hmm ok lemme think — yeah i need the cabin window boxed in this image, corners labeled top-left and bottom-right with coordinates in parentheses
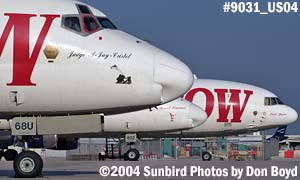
top-left (63, 16), bottom-right (81, 32)
top-left (77, 4), bottom-right (93, 14)
top-left (97, 17), bottom-right (117, 29)
top-left (83, 16), bottom-right (101, 33)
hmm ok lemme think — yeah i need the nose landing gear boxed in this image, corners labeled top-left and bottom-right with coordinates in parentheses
top-left (202, 151), bottom-right (212, 161)
top-left (124, 149), bottom-right (140, 161)
top-left (13, 151), bottom-right (43, 178)
top-left (0, 148), bottom-right (43, 178)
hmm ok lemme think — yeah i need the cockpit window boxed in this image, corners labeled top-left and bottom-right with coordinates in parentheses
top-left (264, 97), bottom-right (285, 106)
top-left (63, 16), bottom-right (81, 32)
top-left (77, 4), bottom-right (93, 14)
top-left (276, 98), bottom-right (284, 105)
top-left (97, 17), bottom-right (117, 30)
top-left (62, 5), bottom-right (113, 35)
top-left (264, 98), bottom-right (271, 106)
top-left (271, 98), bottom-right (277, 106)
top-left (83, 16), bottom-right (100, 33)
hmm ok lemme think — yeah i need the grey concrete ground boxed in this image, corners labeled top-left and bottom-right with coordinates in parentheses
top-left (0, 158), bottom-right (300, 180)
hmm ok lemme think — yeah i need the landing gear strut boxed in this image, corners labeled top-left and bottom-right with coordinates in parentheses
top-left (14, 151), bottom-right (43, 178)
top-left (123, 135), bottom-right (140, 161)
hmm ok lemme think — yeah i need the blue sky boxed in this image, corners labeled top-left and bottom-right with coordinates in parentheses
top-left (81, 0), bottom-right (300, 134)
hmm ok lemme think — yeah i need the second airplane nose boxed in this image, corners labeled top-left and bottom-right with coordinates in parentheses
top-left (154, 52), bottom-right (193, 104)
top-left (287, 107), bottom-right (298, 124)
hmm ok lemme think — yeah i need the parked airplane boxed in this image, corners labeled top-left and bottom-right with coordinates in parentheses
top-left (20, 79), bottom-right (298, 162)
top-left (0, 0), bottom-right (193, 178)
top-left (71, 79), bottom-right (297, 137)
top-left (177, 79), bottom-right (297, 137)
top-left (267, 126), bottom-right (288, 141)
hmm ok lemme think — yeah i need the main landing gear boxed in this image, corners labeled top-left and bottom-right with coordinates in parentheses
top-left (1, 145), bottom-right (43, 178)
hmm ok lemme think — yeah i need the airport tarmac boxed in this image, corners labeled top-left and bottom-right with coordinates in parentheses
top-left (0, 158), bottom-right (300, 180)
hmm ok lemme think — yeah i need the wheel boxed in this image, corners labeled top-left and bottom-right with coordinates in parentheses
top-left (126, 149), bottom-right (140, 161)
top-left (13, 151), bottom-right (43, 178)
top-left (4, 149), bottom-right (18, 161)
top-left (202, 152), bottom-right (212, 161)
top-left (125, 149), bottom-right (140, 161)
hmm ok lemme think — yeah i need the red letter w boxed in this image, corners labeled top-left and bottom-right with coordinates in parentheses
top-left (215, 89), bottom-right (253, 123)
top-left (0, 13), bottom-right (60, 86)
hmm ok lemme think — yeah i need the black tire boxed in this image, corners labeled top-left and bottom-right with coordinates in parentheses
top-left (4, 149), bottom-right (18, 161)
top-left (98, 153), bottom-right (106, 161)
top-left (0, 151), bottom-right (4, 160)
top-left (125, 149), bottom-right (140, 161)
top-left (123, 153), bottom-right (128, 161)
top-left (202, 152), bottom-right (212, 161)
top-left (98, 153), bottom-right (102, 161)
top-left (13, 151), bottom-right (43, 178)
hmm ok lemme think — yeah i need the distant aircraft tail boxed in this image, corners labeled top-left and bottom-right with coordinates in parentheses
top-left (268, 126), bottom-right (288, 141)
top-left (193, 74), bottom-right (198, 80)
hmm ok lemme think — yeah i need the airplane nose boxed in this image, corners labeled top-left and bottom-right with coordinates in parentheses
top-left (188, 103), bottom-right (207, 127)
top-left (286, 107), bottom-right (298, 124)
top-left (154, 52), bottom-right (193, 103)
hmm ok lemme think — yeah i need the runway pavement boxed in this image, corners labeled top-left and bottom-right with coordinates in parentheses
top-left (0, 158), bottom-right (300, 180)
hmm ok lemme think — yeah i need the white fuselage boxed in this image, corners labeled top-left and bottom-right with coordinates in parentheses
top-left (177, 79), bottom-right (297, 137)
top-left (0, 0), bottom-right (193, 119)
top-left (70, 79), bottom-right (297, 138)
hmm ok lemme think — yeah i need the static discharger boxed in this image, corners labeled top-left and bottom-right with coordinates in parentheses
top-left (44, 45), bottom-right (59, 62)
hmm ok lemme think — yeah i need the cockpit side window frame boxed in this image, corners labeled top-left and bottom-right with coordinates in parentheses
top-left (81, 14), bottom-right (102, 34)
